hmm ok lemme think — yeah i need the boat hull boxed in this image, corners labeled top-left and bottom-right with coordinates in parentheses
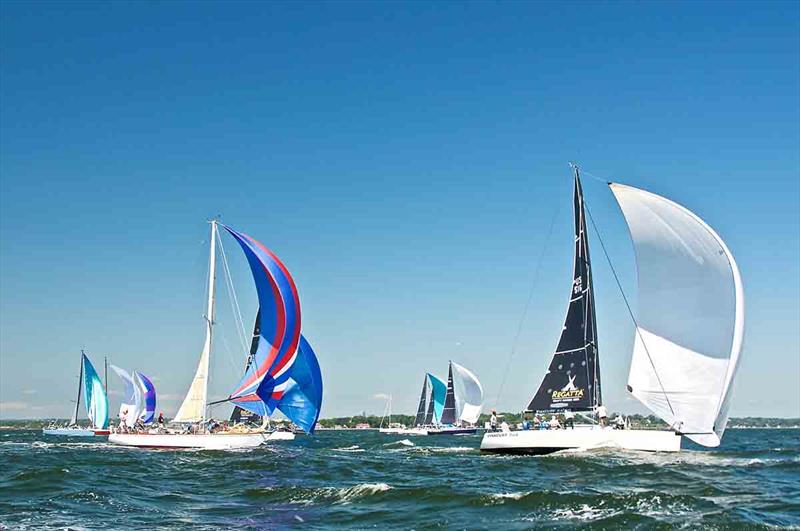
top-left (480, 427), bottom-right (681, 454)
top-left (108, 431), bottom-right (294, 449)
top-left (380, 427), bottom-right (429, 436)
top-left (426, 427), bottom-right (478, 436)
top-left (42, 428), bottom-right (108, 437)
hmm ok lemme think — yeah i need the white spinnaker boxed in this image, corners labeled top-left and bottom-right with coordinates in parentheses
top-left (111, 365), bottom-right (142, 428)
top-left (451, 362), bottom-right (484, 424)
top-left (174, 221), bottom-right (217, 423)
top-left (610, 183), bottom-right (744, 447)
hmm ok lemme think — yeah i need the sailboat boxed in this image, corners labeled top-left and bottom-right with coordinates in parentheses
top-left (43, 351), bottom-right (110, 437)
top-left (110, 366), bottom-right (157, 427)
top-left (481, 166), bottom-right (744, 454)
top-left (425, 361), bottom-right (484, 435)
top-left (108, 220), bottom-right (323, 450)
top-left (382, 362), bottom-right (483, 436)
top-left (378, 395), bottom-right (405, 434)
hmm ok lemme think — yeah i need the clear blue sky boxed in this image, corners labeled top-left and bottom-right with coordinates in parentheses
top-left (1, 1), bottom-right (798, 420)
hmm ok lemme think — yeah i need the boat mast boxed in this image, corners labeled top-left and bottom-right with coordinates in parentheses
top-left (172, 220), bottom-right (217, 427)
top-left (104, 356), bottom-right (108, 396)
top-left (201, 220), bottom-right (218, 429)
top-left (70, 351), bottom-right (84, 426)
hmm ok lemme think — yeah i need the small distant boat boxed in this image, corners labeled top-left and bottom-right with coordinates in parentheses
top-left (481, 166), bottom-right (744, 454)
top-left (383, 361), bottom-right (483, 436)
top-left (43, 351), bottom-right (110, 437)
top-left (108, 220), bottom-right (322, 450)
top-left (424, 361), bottom-right (483, 435)
top-left (378, 395), bottom-right (407, 434)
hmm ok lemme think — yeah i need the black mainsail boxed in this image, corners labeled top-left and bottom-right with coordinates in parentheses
top-left (414, 375), bottom-right (429, 427)
top-left (527, 169), bottom-right (602, 413)
top-left (424, 386), bottom-right (435, 425)
top-left (230, 311), bottom-right (264, 424)
top-left (440, 363), bottom-right (458, 425)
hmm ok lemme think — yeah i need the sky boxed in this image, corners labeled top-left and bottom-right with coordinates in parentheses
top-left (1, 1), bottom-right (798, 421)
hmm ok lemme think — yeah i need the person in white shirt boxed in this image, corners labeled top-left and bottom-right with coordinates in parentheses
top-left (596, 404), bottom-right (608, 427)
top-left (564, 409), bottom-right (575, 429)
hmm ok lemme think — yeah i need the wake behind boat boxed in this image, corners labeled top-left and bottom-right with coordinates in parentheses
top-left (481, 166), bottom-right (744, 455)
top-left (43, 351), bottom-right (110, 437)
top-left (108, 220), bottom-right (323, 450)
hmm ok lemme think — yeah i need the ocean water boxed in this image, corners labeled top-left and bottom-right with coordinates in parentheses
top-left (0, 428), bottom-right (797, 530)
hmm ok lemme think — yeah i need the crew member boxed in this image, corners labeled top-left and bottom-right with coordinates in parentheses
top-left (564, 409), bottom-right (575, 429)
top-left (597, 404), bottom-right (608, 427)
top-left (489, 409), bottom-right (498, 432)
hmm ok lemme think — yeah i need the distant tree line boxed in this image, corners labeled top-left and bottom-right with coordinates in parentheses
top-left (3, 415), bottom-right (799, 430)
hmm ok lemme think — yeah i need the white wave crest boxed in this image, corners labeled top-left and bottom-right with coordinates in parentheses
top-left (333, 445), bottom-right (365, 452)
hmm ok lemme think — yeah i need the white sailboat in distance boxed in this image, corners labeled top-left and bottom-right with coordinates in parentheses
top-left (481, 166), bottom-right (744, 454)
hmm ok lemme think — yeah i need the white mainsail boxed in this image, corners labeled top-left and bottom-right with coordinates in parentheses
top-left (173, 221), bottom-right (218, 423)
top-left (610, 183), bottom-right (744, 447)
top-left (451, 362), bottom-right (484, 424)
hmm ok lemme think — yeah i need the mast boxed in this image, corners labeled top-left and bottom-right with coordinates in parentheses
top-left (104, 356), bottom-right (108, 396)
top-left (70, 351), bottom-right (84, 425)
top-left (414, 375), bottom-right (428, 427)
top-left (440, 362), bottom-right (457, 425)
top-left (526, 167), bottom-right (601, 413)
top-left (173, 220), bottom-right (217, 424)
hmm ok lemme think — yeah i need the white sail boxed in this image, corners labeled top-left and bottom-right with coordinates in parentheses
top-left (111, 365), bottom-right (142, 428)
top-left (174, 221), bottom-right (218, 423)
top-left (451, 362), bottom-right (484, 424)
top-left (610, 183), bottom-right (744, 447)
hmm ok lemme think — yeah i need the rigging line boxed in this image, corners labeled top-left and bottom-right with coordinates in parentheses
top-left (583, 202), bottom-right (677, 418)
top-left (219, 325), bottom-right (244, 376)
top-left (493, 193), bottom-right (563, 409)
top-left (579, 168), bottom-right (614, 185)
top-left (216, 229), bottom-right (249, 354)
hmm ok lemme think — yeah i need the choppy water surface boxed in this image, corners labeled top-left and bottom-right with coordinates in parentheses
top-left (0, 428), bottom-right (797, 529)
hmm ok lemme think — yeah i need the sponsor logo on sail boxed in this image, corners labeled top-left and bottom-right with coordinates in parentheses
top-left (552, 374), bottom-right (584, 401)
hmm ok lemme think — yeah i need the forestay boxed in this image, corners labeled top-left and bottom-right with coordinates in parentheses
top-left (451, 362), bottom-right (484, 424)
top-left (610, 183), bottom-right (744, 447)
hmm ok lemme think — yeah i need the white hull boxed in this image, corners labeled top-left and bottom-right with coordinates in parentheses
top-left (42, 427), bottom-right (107, 437)
top-left (480, 426), bottom-right (681, 454)
top-left (380, 427), bottom-right (429, 436)
top-left (108, 431), bottom-right (294, 450)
